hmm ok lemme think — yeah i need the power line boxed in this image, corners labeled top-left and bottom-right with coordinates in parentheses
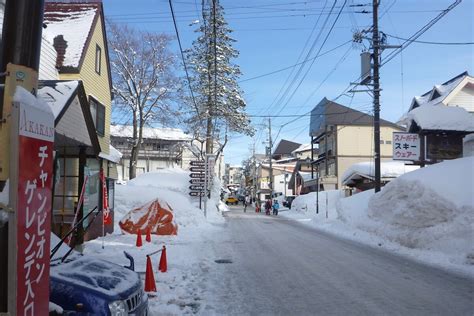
top-left (168, 0), bottom-right (200, 115)
top-left (238, 40), bottom-right (351, 83)
top-left (384, 33), bottom-right (473, 45)
top-left (274, 0), bottom-right (348, 116)
top-left (381, 0), bottom-right (462, 66)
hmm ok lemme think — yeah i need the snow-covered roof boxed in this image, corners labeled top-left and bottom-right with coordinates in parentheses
top-left (342, 161), bottom-right (418, 186)
top-left (407, 103), bottom-right (474, 132)
top-left (409, 72), bottom-right (469, 110)
top-left (292, 143), bottom-right (312, 154)
top-left (300, 172), bottom-right (314, 182)
top-left (274, 157), bottom-right (298, 163)
top-left (110, 125), bottom-right (192, 141)
top-left (99, 145), bottom-right (123, 164)
top-left (43, 2), bottom-right (99, 68)
top-left (38, 81), bottom-right (79, 119)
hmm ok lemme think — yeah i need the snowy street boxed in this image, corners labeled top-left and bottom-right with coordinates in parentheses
top-left (203, 205), bottom-right (474, 315)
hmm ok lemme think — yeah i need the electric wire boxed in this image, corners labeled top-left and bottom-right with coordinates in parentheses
top-left (385, 33), bottom-right (473, 45)
top-left (168, 0), bottom-right (200, 116)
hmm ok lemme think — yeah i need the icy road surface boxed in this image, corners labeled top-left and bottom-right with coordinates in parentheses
top-left (201, 206), bottom-right (474, 315)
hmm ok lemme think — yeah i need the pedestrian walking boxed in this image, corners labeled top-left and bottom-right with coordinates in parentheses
top-left (272, 200), bottom-right (280, 216)
top-left (244, 196), bottom-right (250, 213)
top-left (265, 199), bottom-right (272, 215)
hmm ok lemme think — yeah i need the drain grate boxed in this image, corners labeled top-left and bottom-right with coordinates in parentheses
top-left (215, 259), bottom-right (233, 264)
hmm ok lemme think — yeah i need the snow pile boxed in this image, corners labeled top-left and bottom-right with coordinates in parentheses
top-left (282, 157), bottom-right (474, 274)
top-left (83, 167), bottom-right (226, 314)
top-left (291, 190), bottom-right (344, 220)
top-left (14, 86), bottom-right (53, 115)
top-left (406, 103), bottom-right (474, 132)
top-left (114, 168), bottom-right (223, 233)
top-left (367, 157), bottom-right (474, 261)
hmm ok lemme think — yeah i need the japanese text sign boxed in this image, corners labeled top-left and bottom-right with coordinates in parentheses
top-left (393, 132), bottom-right (420, 161)
top-left (16, 101), bottom-right (54, 316)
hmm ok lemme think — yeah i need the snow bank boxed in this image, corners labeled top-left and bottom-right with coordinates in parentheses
top-left (291, 190), bottom-right (344, 220)
top-left (114, 168), bottom-right (224, 234)
top-left (282, 157), bottom-right (474, 274)
top-left (367, 157), bottom-right (474, 262)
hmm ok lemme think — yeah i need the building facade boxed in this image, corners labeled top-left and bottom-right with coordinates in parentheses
top-left (310, 98), bottom-right (403, 190)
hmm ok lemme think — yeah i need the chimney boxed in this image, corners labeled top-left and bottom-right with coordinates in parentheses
top-left (53, 34), bottom-right (67, 68)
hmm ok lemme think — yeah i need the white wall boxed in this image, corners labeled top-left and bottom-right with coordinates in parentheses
top-left (39, 36), bottom-right (59, 80)
top-left (273, 173), bottom-right (293, 196)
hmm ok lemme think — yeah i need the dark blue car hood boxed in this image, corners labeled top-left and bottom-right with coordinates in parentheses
top-left (50, 256), bottom-right (141, 300)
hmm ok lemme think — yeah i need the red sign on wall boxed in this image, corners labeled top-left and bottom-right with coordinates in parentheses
top-left (16, 101), bottom-right (54, 315)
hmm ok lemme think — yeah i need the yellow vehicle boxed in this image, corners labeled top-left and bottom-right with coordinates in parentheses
top-left (225, 196), bottom-right (239, 205)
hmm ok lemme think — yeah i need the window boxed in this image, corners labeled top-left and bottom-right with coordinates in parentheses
top-left (380, 140), bottom-right (385, 144)
top-left (386, 140), bottom-right (392, 145)
top-left (95, 44), bottom-right (101, 75)
top-left (90, 97), bottom-right (105, 136)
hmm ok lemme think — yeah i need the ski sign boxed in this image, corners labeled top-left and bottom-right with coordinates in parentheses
top-left (189, 185), bottom-right (204, 191)
top-left (189, 179), bottom-right (205, 184)
top-left (190, 172), bottom-right (206, 178)
top-left (190, 166), bottom-right (205, 172)
top-left (190, 160), bottom-right (205, 166)
top-left (189, 191), bottom-right (206, 197)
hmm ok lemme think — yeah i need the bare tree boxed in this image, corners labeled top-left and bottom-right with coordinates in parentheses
top-left (108, 22), bottom-right (181, 179)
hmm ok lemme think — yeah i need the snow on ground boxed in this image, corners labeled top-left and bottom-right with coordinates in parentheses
top-left (83, 167), bottom-right (226, 315)
top-left (281, 157), bottom-right (474, 277)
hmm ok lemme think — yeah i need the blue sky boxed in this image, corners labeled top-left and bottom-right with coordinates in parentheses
top-left (104, 0), bottom-right (473, 165)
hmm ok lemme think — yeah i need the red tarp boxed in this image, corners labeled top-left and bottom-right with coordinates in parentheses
top-left (119, 199), bottom-right (178, 235)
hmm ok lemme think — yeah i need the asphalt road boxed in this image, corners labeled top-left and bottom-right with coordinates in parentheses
top-left (203, 205), bottom-right (474, 316)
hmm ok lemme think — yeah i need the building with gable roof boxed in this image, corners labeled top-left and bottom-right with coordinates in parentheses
top-left (43, 0), bottom-right (113, 156)
top-left (309, 98), bottom-right (403, 190)
top-left (30, 1), bottom-right (120, 241)
top-left (400, 71), bottom-right (474, 163)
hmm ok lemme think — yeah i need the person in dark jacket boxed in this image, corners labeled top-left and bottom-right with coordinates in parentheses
top-left (265, 199), bottom-right (272, 215)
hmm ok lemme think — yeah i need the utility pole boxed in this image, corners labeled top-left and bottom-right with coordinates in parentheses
top-left (0, 0), bottom-right (46, 313)
top-left (268, 118), bottom-right (273, 200)
top-left (372, 0), bottom-right (381, 193)
top-left (252, 142), bottom-right (257, 202)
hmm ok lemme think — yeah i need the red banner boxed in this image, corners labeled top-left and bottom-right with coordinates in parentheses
top-left (16, 102), bottom-right (54, 316)
top-left (100, 168), bottom-right (112, 225)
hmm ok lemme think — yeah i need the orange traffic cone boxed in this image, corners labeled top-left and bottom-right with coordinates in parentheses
top-left (145, 227), bottom-right (152, 243)
top-left (159, 246), bottom-right (167, 272)
top-left (144, 256), bottom-right (157, 293)
top-left (136, 229), bottom-right (143, 247)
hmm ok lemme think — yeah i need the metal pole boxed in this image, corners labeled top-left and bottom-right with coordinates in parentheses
top-left (316, 171), bottom-right (319, 214)
top-left (1, 0), bottom-right (45, 312)
top-left (372, 0), bottom-right (381, 192)
top-left (268, 118), bottom-right (273, 201)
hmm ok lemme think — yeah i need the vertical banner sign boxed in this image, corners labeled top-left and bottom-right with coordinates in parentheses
top-left (16, 101), bottom-right (54, 315)
top-left (100, 168), bottom-right (112, 225)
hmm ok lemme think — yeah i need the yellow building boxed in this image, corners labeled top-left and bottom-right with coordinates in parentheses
top-left (310, 98), bottom-right (403, 190)
top-left (43, 1), bottom-right (112, 155)
top-left (40, 1), bottom-right (118, 241)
